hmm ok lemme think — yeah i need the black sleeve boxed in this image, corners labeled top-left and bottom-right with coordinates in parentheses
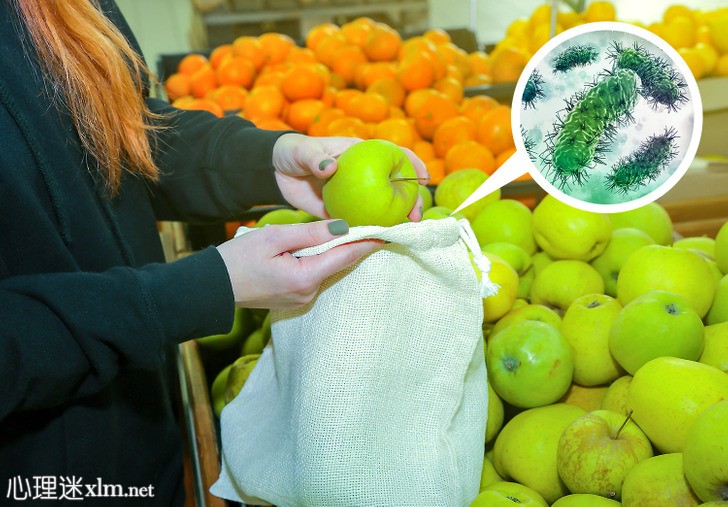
top-left (0, 247), bottom-right (234, 420)
top-left (145, 98), bottom-right (291, 223)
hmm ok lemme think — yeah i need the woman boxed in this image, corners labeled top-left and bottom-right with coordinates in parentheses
top-left (0, 1), bottom-right (427, 505)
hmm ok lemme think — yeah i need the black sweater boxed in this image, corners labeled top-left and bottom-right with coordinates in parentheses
top-left (0, 2), bottom-right (288, 505)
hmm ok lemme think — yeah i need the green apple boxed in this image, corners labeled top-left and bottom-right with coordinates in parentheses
top-left (471, 199), bottom-right (537, 254)
top-left (489, 304), bottom-right (561, 339)
top-left (557, 409), bottom-right (653, 500)
top-left (627, 357), bottom-right (728, 453)
top-left (551, 493), bottom-right (621, 506)
top-left (471, 481), bottom-right (549, 506)
top-left (224, 354), bottom-right (260, 404)
top-left (295, 210), bottom-right (319, 223)
top-left (609, 202), bottom-right (673, 245)
top-left (700, 321), bottom-right (728, 372)
top-left (674, 236), bottom-right (716, 258)
top-left (492, 404), bottom-right (586, 503)
top-left (561, 294), bottom-right (624, 386)
top-left (322, 139), bottom-right (419, 226)
top-left (600, 375), bottom-right (633, 415)
top-left (421, 205), bottom-right (465, 221)
top-left (617, 244), bottom-right (718, 318)
top-left (418, 184), bottom-right (433, 211)
top-left (482, 242), bottom-right (532, 275)
top-left (590, 228), bottom-right (655, 297)
top-left (255, 208), bottom-right (305, 227)
top-left (241, 328), bottom-right (265, 356)
top-left (479, 456), bottom-right (503, 491)
top-left (621, 453), bottom-right (701, 507)
top-left (532, 195), bottom-right (611, 261)
top-left (517, 266), bottom-right (535, 299)
top-left (210, 363), bottom-right (234, 419)
top-left (486, 320), bottom-right (574, 408)
top-left (532, 251), bottom-right (555, 275)
top-left (559, 384), bottom-right (610, 412)
top-left (706, 257), bottom-right (726, 285)
top-left (197, 307), bottom-right (251, 351)
top-left (684, 400), bottom-right (728, 503)
top-left (434, 169), bottom-right (501, 221)
top-left (483, 252), bottom-right (520, 323)
top-left (530, 260), bottom-right (605, 313)
top-left (609, 290), bottom-right (705, 375)
top-left (486, 382), bottom-right (505, 444)
top-left (708, 275), bottom-right (728, 325)
top-left (716, 221), bottom-right (728, 274)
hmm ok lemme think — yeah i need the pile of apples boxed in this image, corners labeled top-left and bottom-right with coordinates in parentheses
top-left (198, 159), bottom-right (728, 506)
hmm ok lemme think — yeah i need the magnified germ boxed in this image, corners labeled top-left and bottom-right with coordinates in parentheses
top-left (552, 44), bottom-right (600, 73)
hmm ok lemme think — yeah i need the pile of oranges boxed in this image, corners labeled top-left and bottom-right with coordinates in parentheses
top-left (164, 19), bottom-right (516, 185)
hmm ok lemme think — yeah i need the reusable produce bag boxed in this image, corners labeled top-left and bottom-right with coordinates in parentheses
top-left (211, 218), bottom-right (497, 506)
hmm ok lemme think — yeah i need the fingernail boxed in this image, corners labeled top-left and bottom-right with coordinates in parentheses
top-left (419, 206), bottom-right (423, 216)
top-left (327, 219), bottom-right (349, 235)
top-left (319, 158), bottom-right (335, 171)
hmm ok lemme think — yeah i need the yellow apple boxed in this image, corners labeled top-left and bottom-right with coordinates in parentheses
top-left (530, 260), bottom-right (605, 313)
top-left (486, 383), bottom-right (505, 444)
top-left (559, 384), bottom-right (610, 412)
top-left (482, 252), bottom-right (519, 323)
top-left (434, 169), bottom-right (500, 221)
top-left (699, 321), bottom-right (728, 372)
top-left (551, 494), bottom-right (621, 506)
top-left (600, 375), bottom-right (633, 415)
top-left (621, 454), bottom-right (701, 507)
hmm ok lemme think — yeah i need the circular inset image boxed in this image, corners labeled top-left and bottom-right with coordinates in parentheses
top-left (513, 22), bottom-right (702, 212)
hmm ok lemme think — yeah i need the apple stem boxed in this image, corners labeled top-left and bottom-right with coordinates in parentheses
top-left (390, 177), bottom-right (430, 182)
top-left (614, 409), bottom-right (634, 439)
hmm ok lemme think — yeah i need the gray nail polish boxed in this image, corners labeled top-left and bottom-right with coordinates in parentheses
top-left (319, 158), bottom-right (335, 171)
top-left (327, 220), bottom-right (349, 235)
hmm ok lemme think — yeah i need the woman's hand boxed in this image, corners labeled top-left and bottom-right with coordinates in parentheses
top-left (216, 219), bottom-right (381, 309)
top-left (272, 133), bottom-right (429, 221)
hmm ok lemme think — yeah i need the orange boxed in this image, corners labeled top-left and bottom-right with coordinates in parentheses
top-left (209, 44), bottom-right (232, 69)
top-left (459, 95), bottom-right (500, 122)
top-left (306, 23), bottom-right (340, 52)
top-left (171, 96), bottom-right (195, 109)
top-left (332, 45), bottom-right (369, 85)
top-left (253, 69), bottom-right (285, 88)
top-left (355, 62), bottom-right (398, 90)
top-left (183, 98), bottom-right (224, 118)
top-left (363, 24), bottom-right (402, 61)
top-left (583, 1), bottom-right (616, 22)
top-left (467, 51), bottom-right (491, 76)
top-left (243, 85), bottom-right (286, 119)
top-left (425, 158), bottom-right (446, 185)
top-left (432, 116), bottom-right (477, 158)
top-left (206, 85), bottom-right (247, 111)
top-left (232, 36), bottom-right (265, 69)
top-left (413, 91), bottom-right (459, 140)
top-left (412, 140), bottom-right (436, 162)
top-left (307, 107), bottom-right (345, 136)
top-left (444, 140), bottom-right (496, 175)
top-left (341, 19), bottom-right (374, 47)
top-left (259, 32), bottom-right (295, 66)
top-left (404, 88), bottom-right (437, 117)
top-left (254, 117), bottom-right (293, 130)
top-left (334, 89), bottom-right (364, 115)
top-left (326, 116), bottom-right (370, 138)
top-left (397, 54), bottom-right (435, 91)
top-left (436, 43), bottom-right (471, 80)
top-left (285, 99), bottom-right (326, 133)
top-left (287, 47), bottom-right (318, 65)
top-left (348, 92), bottom-right (390, 123)
top-left (189, 63), bottom-right (217, 98)
top-left (389, 106), bottom-right (406, 119)
top-left (399, 36), bottom-right (438, 61)
top-left (366, 78), bottom-right (406, 108)
top-left (313, 32), bottom-right (348, 68)
top-left (165, 72), bottom-right (191, 101)
top-left (215, 56), bottom-right (256, 88)
top-left (490, 46), bottom-right (528, 84)
top-left (423, 28), bottom-right (451, 46)
top-left (464, 73), bottom-right (493, 87)
top-left (281, 64), bottom-right (326, 101)
top-left (177, 53), bottom-right (208, 75)
top-left (321, 86), bottom-right (337, 107)
top-left (373, 118), bottom-right (417, 149)
top-left (495, 147), bottom-right (516, 168)
top-left (433, 76), bottom-right (464, 104)
top-left (477, 105), bottom-right (515, 156)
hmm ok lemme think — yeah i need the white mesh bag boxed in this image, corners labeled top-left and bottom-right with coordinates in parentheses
top-left (211, 218), bottom-right (497, 507)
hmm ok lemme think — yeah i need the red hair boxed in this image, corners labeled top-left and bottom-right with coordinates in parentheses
top-left (16, 0), bottom-right (160, 194)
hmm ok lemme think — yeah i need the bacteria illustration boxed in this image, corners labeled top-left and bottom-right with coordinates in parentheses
top-left (542, 68), bottom-right (639, 190)
top-left (552, 44), bottom-right (600, 73)
top-left (522, 70), bottom-right (546, 109)
top-left (605, 127), bottom-right (679, 194)
top-left (607, 41), bottom-right (688, 112)
top-left (521, 126), bottom-right (538, 162)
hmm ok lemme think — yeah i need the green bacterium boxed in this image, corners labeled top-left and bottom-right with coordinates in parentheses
top-left (542, 68), bottom-right (639, 190)
top-left (605, 127), bottom-right (679, 194)
top-left (552, 44), bottom-right (600, 73)
top-left (522, 70), bottom-right (546, 109)
top-left (607, 41), bottom-right (688, 112)
top-left (521, 126), bottom-right (538, 163)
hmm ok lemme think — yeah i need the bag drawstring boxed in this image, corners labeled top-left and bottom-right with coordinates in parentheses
top-left (458, 219), bottom-right (500, 298)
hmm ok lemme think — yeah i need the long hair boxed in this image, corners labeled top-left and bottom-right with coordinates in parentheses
top-left (16, 0), bottom-right (161, 194)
